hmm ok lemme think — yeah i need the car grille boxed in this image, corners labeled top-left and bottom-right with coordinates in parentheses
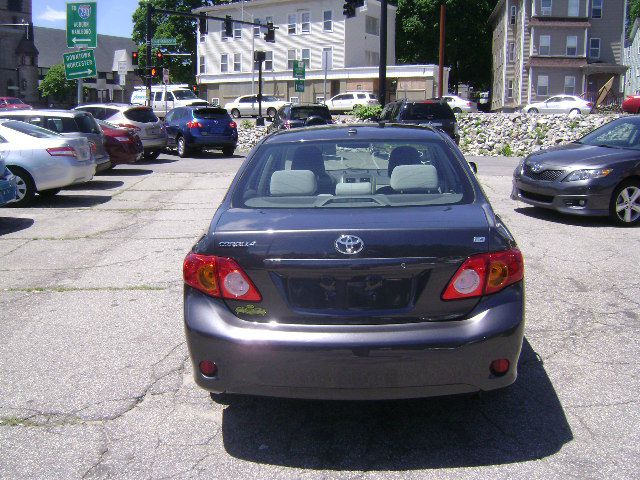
top-left (523, 165), bottom-right (565, 181)
top-left (519, 189), bottom-right (554, 203)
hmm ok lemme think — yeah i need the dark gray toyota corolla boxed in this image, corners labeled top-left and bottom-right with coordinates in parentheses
top-left (184, 124), bottom-right (525, 401)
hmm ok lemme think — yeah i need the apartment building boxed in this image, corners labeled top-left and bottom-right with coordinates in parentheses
top-left (490, 0), bottom-right (628, 111)
top-left (193, 0), bottom-right (448, 105)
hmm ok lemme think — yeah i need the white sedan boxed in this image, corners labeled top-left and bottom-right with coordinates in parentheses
top-left (0, 120), bottom-right (95, 206)
top-left (224, 95), bottom-right (288, 119)
top-left (523, 95), bottom-right (593, 115)
top-left (442, 95), bottom-right (478, 113)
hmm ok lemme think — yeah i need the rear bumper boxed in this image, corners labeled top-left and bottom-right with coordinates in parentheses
top-left (32, 160), bottom-right (95, 191)
top-left (187, 132), bottom-right (237, 148)
top-left (184, 284), bottom-right (525, 400)
top-left (140, 136), bottom-right (168, 151)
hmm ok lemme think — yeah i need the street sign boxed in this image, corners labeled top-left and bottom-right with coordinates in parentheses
top-left (293, 60), bottom-right (305, 79)
top-left (294, 79), bottom-right (305, 93)
top-left (67, 2), bottom-right (97, 48)
top-left (63, 50), bottom-right (97, 80)
top-left (152, 38), bottom-right (177, 46)
top-left (163, 68), bottom-right (170, 84)
top-left (118, 61), bottom-right (127, 86)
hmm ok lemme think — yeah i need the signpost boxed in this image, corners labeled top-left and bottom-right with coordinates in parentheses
top-left (294, 80), bottom-right (305, 93)
top-left (63, 50), bottom-right (97, 80)
top-left (292, 60), bottom-right (305, 79)
top-left (118, 61), bottom-right (127, 86)
top-left (66, 2), bottom-right (97, 48)
top-left (152, 38), bottom-right (177, 46)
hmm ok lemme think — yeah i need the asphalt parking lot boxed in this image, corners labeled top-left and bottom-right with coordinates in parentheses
top-left (1, 151), bottom-right (638, 479)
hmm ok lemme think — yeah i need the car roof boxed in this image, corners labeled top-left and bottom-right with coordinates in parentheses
top-left (263, 124), bottom-right (444, 144)
top-left (0, 109), bottom-right (83, 116)
top-left (288, 103), bottom-right (329, 108)
top-left (76, 103), bottom-right (145, 109)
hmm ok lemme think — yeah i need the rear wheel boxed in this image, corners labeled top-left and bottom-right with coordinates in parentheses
top-left (266, 107), bottom-right (277, 119)
top-left (38, 188), bottom-right (61, 198)
top-left (143, 150), bottom-right (161, 160)
top-left (528, 108), bottom-right (538, 114)
top-left (231, 109), bottom-right (241, 119)
top-left (8, 167), bottom-right (35, 207)
top-left (610, 180), bottom-right (640, 226)
top-left (176, 135), bottom-right (189, 158)
top-left (222, 146), bottom-right (235, 157)
top-left (452, 107), bottom-right (462, 114)
top-left (569, 108), bottom-right (581, 115)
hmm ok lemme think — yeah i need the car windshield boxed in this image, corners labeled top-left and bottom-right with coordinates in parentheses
top-left (193, 108), bottom-right (228, 119)
top-left (262, 96), bottom-right (279, 102)
top-left (172, 90), bottom-right (197, 100)
top-left (290, 107), bottom-right (331, 120)
top-left (5, 98), bottom-right (24, 105)
top-left (124, 108), bottom-right (158, 123)
top-left (578, 119), bottom-right (640, 150)
top-left (2, 120), bottom-right (60, 138)
top-left (235, 139), bottom-right (474, 209)
top-left (404, 103), bottom-right (455, 120)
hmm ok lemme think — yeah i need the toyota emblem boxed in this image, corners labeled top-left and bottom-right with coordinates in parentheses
top-left (530, 162), bottom-right (543, 173)
top-left (335, 235), bottom-right (364, 255)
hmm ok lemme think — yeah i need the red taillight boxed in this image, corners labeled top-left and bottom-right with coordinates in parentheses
top-left (442, 249), bottom-right (524, 300)
top-left (466, 101), bottom-right (472, 106)
top-left (199, 360), bottom-right (217, 377)
top-left (490, 359), bottom-right (510, 375)
top-left (117, 123), bottom-right (141, 132)
top-left (183, 253), bottom-right (262, 302)
top-left (586, 102), bottom-right (593, 107)
top-left (186, 120), bottom-right (203, 129)
top-left (284, 120), bottom-right (291, 129)
top-left (46, 146), bottom-right (77, 157)
top-left (229, 121), bottom-right (237, 129)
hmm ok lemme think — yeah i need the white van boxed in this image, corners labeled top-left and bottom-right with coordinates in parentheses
top-left (131, 85), bottom-right (209, 118)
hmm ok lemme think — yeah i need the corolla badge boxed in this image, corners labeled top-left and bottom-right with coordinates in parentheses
top-left (529, 162), bottom-right (544, 173)
top-left (335, 235), bottom-right (364, 255)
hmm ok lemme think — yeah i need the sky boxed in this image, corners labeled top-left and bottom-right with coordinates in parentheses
top-left (33, 0), bottom-right (137, 38)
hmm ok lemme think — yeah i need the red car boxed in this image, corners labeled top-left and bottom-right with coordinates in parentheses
top-left (622, 95), bottom-right (640, 114)
top-left (0, 97), bottom-right (32, 110)
top-left (97, 119), bottom-right (143, 165)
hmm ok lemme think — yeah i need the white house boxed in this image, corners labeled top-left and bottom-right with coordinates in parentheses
top-left (624, 18), bottom-right (640, 96)
top-left (193, 0), bottom-right (448, 105)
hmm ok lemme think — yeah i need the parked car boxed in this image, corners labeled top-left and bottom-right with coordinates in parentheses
top-left (96, 119), bottom-right (143, 165)
top-left (377, 99), bottom-right (460, 144)
top-left (523, 95), bottom-right (593, 114)
top-left (0, 120), bottom-right (95, 206)
top-left (267, 103), bottom-right (333, 133)
top-left (0, 109), bottom-right (110, 171)
top-left (131, 85), bottom-right (209, 118)
top-left (0, 153), bottom-right (17, 207)
top-left (0, 97), bottom-right (32, 111)
top-left (164, 106), bottom-right (238, 158)
top-left (621, 95), bottom-right (640, 114)
top-left (442, 94), bottom-right (478, 113)
top-left (512, 116), bottom-right (640, 225)
top-left (224, 95), bottom-right (288, 119)
top-left (73, 103), bottom-right (168, 160)
top-left (183, 124), bottom-right (525, 402)
top-left (325, 92), bottom-right (379, 112)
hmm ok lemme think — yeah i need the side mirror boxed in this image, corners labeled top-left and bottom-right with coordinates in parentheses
top-left (469, 161), bottom-right (478, 174)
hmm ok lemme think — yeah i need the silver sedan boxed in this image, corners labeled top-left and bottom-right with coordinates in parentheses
top-left (523, 95), bottom-right (593, 115)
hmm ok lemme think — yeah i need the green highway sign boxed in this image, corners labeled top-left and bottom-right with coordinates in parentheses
top-left (63, 50), bottom-right (97, 80)
top-left (293, 60), bottom-right (305, 79)
top-left (294, 79), bottom-right (305, 93)
top-left (152, 38), bottom-right (177, 46)
top-left (67, 2), bottom-right (97, 48)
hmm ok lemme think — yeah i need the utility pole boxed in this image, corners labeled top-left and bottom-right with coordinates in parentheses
top-left (145, 3), bottom-right (153, 107)
top-left (438, 4), bottom-right (446, 98)
top-left (379, 0), bottom-right (387, 106)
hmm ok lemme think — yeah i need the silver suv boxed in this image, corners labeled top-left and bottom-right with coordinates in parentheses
top-left (74, 104), bottom-right (168, 160)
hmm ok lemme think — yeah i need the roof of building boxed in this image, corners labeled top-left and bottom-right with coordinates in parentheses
top-left (626, 18), bottom-right (640, 47)
top-left (488, 0), bottom-right (507, 25)
top-left (34, 27), bottom-right (136, 72)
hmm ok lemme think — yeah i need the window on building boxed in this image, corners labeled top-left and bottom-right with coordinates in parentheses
top-left (301, 49), bottom-right (310, 68)
top-left (539, 35), bottom-right (551, 56)
top-left (221, 22), bottom-right (229, 41)
top-left (288, 14), bottom-right (297, 34)
top-left (508, 42), bottom-right (516, 62)
top-left (265, 51), bottom-right (273, 71)
top-left (199, 56), bottom-right (206, 74)
top-left (323, 10), bottom-right (333, 31)
top-left (7, 0), bottom-right (22, 12)
top-left (254, 18), bottom-right (261, 37)
top-left (568, 0), bottom-right (579, 16)
top-left (510, 5), bottom-right (517, 25)
top-left (322, 47), bottom-right (333, 70)
top-left (537, 75), bottom-right (549, 96)
top-left (221, 54), bottom-right (228, 73)
top-left (301, 12), bottom-right (310, 34)
top-left (288, 49), bottom-right (296, 69)
top-left (540, 0), bottom-right (552, 16)
top-left (564, 76), bottom-right (576, 95)
top-left (234, 23), bottom-right (242, 39)
top-left (566, 36), bottom-right (578, 56)
top-left (234, 53), bottom-right (241, 72)
top-left (365, 16), bottom-right (380, 35)
top-left (507, 80), bottom-right (514, 99)
top-left (589, 38), bottom-right (601, 58)
top-left (592, 0), bottom-right (602, 18)
top-left (365, 50), bottom-right (380, 66)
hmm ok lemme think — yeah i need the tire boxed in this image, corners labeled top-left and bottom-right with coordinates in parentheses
top-left (266, 107), bottom-right (277, 119)
top-left (38, 188), bottom-right (62, 197)
top-left (8, 167), bottom-right (36, 207)
top-left (222, 146), bottom-right (235, 157)
top-left (231, 109), bottom-right (241, 119)
top-left (528, 108), bottom-right (538, 114)
top-left (610, 180), bottom-right (640, 226)
top-left (143, 150), bottom-right (161, 160)
top-left (569, 108), bottom-right (581, 115)
top-left (452, 107), bottom-right (462, 114)
top-left (176, 135), bottom-right (189, 158)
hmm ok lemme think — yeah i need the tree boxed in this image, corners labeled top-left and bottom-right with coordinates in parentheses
top-left (131, 1), bottom-right (212, 85)
top-left (38, 64), bottom-right (75, 101)
top-left (396, 0), bottom-right (498, 91)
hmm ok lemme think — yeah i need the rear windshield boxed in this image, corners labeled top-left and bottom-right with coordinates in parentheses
top-left (290, 107), bottom-right (331, 120)
top-left (124, 108), bottom-right (158, 123)
top-left (5, 98), bottom-right (23, 105)
top-left (404, 103), bottom-right (455, 121)
top-left (172, 90), bottom-right (197, 100)
top-left (234, 139), bottom-right (473, 209)
top-left (2, 120), bottom-right (60, 138)
top-left (193, 108), bottom-right (228, 119)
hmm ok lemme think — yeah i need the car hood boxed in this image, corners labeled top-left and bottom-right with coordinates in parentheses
top-left (525, 142), bottom-right (640, 168)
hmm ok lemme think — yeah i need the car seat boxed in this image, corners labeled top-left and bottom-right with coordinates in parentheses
top-left (377, 146), bottom-right (422, 194)
top-left (291, 145), bottom-right (335, 194)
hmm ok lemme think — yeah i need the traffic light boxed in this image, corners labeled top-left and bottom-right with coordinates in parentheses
top-left (192, 85), bottom-right (198, 94)
top-left (224, 15), bottom-right (233, 37)
top-left (150, 67), bottom-right (158, 78)
top-left (343, 0), bottom-right (365, 18)
top-left (254, 50), bottom-right (266, 62)
top-left (131, 51), bottom-right (138, 65)
top-left (156, 51), bottom-right (163, 62)
top-left (264, 21), bottom-right (275, 43)
top-left (199, 16), bottom-right (208, 35)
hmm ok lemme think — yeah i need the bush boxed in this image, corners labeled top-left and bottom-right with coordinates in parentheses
top-left (352, 104), bottom-right (383, 120)
top-left (240, 119), bottom-right (253, 129)
top-left (499, 144), bottom-right (514, 156)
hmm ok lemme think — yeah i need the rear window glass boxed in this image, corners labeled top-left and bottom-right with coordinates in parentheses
top-left (6, 98), bottom-right (23, 105)
top-left (193, 108), bottom-right (228, 119)
top-left (2, 120), bottom-right (60, 138)
top-left (404, 103), bottom-right (455, 121)
top-left (290, 107), bottom-right (331, 120)
top-left (74, 114), bottom-right (101, 134)
top-left (124, 108), bottom-right (158, 123)
top-left (172, 89), bottom-right (197, 100)
top-left (234, 139), bottom-right (473, 209)
top-left (262, 96), bottom-right (280, 102)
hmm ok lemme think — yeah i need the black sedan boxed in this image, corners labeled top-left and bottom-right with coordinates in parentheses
top-left (267, 103), bottom-right (332, 133)
top-left (512, 117), bottom-right (640, 225)
top-left (183, 124), bottom-right (525, 401)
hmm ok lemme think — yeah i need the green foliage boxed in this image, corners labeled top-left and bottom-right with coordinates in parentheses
top-left (630, 0), bottom-right (640, 24)
top-left (499, 144), bottom-right (513, 156)
top-left (38, 64), bottom-right (75, 101)
top-left (240, 119), bottom-right (253, 129)
top-left (396, 1), bottom-right (497, 90)
top-left (352, 104), bottom-right (383, 120)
